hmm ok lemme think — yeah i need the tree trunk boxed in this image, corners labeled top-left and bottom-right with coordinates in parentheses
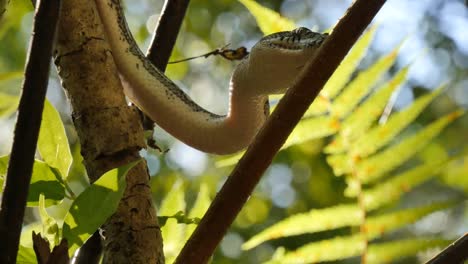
top-left (54, 0), bottom-right (164, 263)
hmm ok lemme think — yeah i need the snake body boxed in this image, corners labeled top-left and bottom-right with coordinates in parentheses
top-left (94, 0), bottom-right (327, 154)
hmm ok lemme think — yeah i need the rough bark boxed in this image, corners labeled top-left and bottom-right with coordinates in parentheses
top-left (54, 1), bottom-right (164, 263)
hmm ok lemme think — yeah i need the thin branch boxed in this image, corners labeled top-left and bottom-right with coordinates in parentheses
top-left (174, 0), bottom-right (387, 263)
top-left (426, 233), bottom-right (468, 264)
top-left (146, 0), bottom-right (190, 71)
top-left (140, 0), bottom-right (190, 131)
top-left (167, 44), bottom-right (248, 64)
top-left (0, 0), bottom-right (61, 262)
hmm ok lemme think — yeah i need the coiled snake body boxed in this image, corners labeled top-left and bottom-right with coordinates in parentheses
top-left (94, 0), bottom-right (327, 154)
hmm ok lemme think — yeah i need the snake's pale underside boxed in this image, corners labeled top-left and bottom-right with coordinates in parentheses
top-left (94, 0), bottom-right (327, 154)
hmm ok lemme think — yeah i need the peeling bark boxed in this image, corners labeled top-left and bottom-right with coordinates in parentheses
top-left (54, 1), bottom-right (164, 263)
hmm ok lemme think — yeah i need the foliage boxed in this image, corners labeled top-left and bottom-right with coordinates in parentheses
top-left (0, 0), bottom-right (466, 263)
top-left (62, 161), bottom-right (138, 254)
top-left (159, 182), bottom-right (211, 263)
top-left (0, 98), bottom-right (139, 259)
top-left (232, 1), bottom-right (467, 263)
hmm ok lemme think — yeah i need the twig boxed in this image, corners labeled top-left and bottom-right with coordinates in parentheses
top-left (0, 0), bottom-right (61, 262)
top-left (426, 233), bottom-right (468, 264)
top-left (146, 0), bottom-right (190, 71)
top-left (174, 0), bottom-right (387, 263)
top-left (168, 44), bottom-right (249, 64)
top-left (139, 0), bottom-right (191, 132)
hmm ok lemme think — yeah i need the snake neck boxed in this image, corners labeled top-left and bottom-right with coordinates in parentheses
top-left (120, 59), bottom-right (268, 155)
top-left (225, 62), bottom-right (269, 152)
top-left (94, 0), bottom-right (269, 154)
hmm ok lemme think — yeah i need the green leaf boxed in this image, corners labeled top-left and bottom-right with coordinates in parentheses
top-left (17, 245), bottom-right (37, 264)
top-left (365, 201), bottom-right (456, 239)
top-left (242, 205), bottom-right (361, 250)
top-left (0, 0), bottom-right (32, 40)
top-left (303, 95), bottom-right (330, 117)
top-left (244, 200), bottom-right (454, 252)
top-left (160, 180), bottom-right (186, 262)
top-left (284, 116), bottom-right (340, 149)
top-left (357, 110), bottom-right (464, 183)
top-left (351, 86), bottom-right (444, 158)
top-left (62, 161), bottom-right (138, 254)
top-left (325, 153), bottom-right (351, 177)
top-left (19, 222), bottom-right (42, 249)
top-left (38, 194), bottom-right (60, 246)
top-left (217, 116), bottom-right (340, 167)
top-left (367, 238), bottom-right (451, 264)
top-left (266, 235), bottom-right (366, 263)
top-left (304, 27), bottom-right (378, 117)
top-left (326, 66), bottom-right (409, 154)
top-left (440, 155), bottom-right (468, 193)
top-left (38, 100), bottom-right (72, 179)
top-left (0, 156), bottom-right (65, 206)
top-left (0, 71), bottom-right (23, 82)
top-left (268, 235), bottom-right (451, 264)
top-left (362, 159), bottom-right (449, 210)
top-left (319, 26), bottom-right (377, 100)
top-left (0, 92), bottom-right (18, 117)
top-left (186, 184), bottom-right (210, 240)
top-left (330, 45), bottom-right (400, 119)
top-left (215, 152), bottom-right (243, 168)
top-left (238, 0), bottom-right (295, 34)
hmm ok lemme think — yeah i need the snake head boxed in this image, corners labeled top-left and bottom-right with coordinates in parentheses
top-left (246, 27), bottom-right (327, 95)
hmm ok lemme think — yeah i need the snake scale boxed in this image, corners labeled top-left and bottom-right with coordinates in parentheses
top-left (94, 0), bottom-right (327, 154)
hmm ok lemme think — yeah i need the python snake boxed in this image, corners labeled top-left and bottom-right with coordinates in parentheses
top-left (94, 0), bottom-right (327, 154)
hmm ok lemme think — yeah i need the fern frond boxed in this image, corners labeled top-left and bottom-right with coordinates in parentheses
top-left (238, 0), bottom-right (295, 34)
top-left (242, 205), bottom-right (361, 250)
top-left (367, 238), bottom-right (451, 264)
top-left (361, 158), bottom-right (449, 209)
top-left (266, 235), bottom-right (365, 264)
top-left (440, 155), bottom-right (468, 193)
top-left (305, 26), bottom-right (378, 117)
top-left (351, 86), bottom-right (445, 158)
top-left (283, 116), bottom-right (340, 149)
top-left (330, 45), bottom-right (400, 119)
top-left (365, 201), bottom-right (457, 238)
top-left (356, 110), bottom-right (464, 183)
top-left (326, 66), bottom-right (409, 154)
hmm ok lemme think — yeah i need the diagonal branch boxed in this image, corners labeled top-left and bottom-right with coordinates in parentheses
top-left (0, 0), bottom-right (61, 262)
top-left (174, 0), bottom-right (387, 263)
top-left (426, 233), bottom-right (468, 264)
